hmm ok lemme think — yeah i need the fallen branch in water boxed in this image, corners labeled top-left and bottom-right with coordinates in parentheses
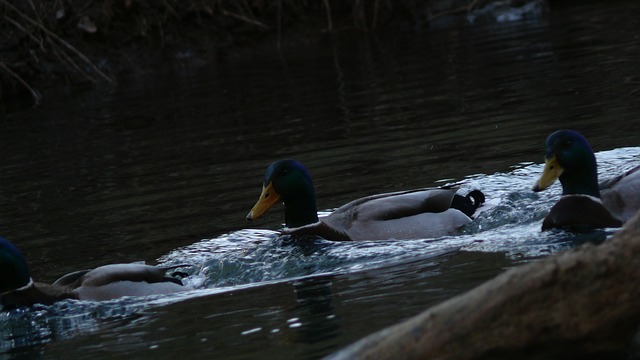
top-left (327, 211), bottom-right (640, 359)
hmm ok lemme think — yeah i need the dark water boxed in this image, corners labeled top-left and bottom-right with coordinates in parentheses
top-left (1, 1), bottom-right (640, 358)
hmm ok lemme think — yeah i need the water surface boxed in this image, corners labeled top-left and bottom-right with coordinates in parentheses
top-left (1, 1), bottom-right (640, 358)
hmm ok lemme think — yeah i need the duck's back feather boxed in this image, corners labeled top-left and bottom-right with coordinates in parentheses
top-left (333, 188), bottom-right (456, 222)
top-left (600, 165), bottom-right (640, 222)
top-left (72, 264), bottom-right (190, 301)
top-left (285, 188), bottom-right (471, 241)
top-left (77, 264), bottom-right (177, 287)
top-left (339, 208), bottom-right (471, 240)
top-left (74, 280), bottom-right (187, 301)
top-left (51, 264), bottom-right (175, 289)
top-left (52, 269), bottom-right (91, 287)
top-left (2, 264), bottom-right (190, 307)
top-left (284, 221), bottom-right (351, 241)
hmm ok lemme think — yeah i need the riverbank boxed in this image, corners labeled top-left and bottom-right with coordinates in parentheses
top-left (1, 0), bottom-right (546, 112)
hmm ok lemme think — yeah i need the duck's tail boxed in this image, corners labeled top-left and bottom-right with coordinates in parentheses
top-left (450, 190), bottom-right (485, 217)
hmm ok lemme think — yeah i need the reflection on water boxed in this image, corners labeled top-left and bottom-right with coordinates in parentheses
top-left (291, 278), bottom-right (341, 345)
top-left (2, 0), bottom-right (640, 358)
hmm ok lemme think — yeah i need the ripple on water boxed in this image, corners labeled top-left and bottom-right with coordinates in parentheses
top-left (155, 146), bottom-right (639, 287)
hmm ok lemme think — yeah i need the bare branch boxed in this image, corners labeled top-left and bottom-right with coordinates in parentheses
top-left (0, 61), bottom-right (42, 105)
top-left (0, 0), bottom-right (115, 85)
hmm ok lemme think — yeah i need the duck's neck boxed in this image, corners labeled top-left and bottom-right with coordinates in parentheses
top-left (560, 159), bottom-right (600, 198)
top-left (0, 251), bottom-right (32, 294)
top-left (283, 194), bottom-right (319, 228)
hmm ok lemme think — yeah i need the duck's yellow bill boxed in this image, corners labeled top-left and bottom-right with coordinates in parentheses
top-left (532, 156), bottom-right (564, 192)
top-left (246, 182), bottom-right (281, 221)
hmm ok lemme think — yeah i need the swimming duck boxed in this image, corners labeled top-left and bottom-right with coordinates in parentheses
top-left (246, 159), bottom-right (485, 241)
top-left (532, 129), bottom-right (640, 231)
top-left (0, 237), bottom-right (190, 309)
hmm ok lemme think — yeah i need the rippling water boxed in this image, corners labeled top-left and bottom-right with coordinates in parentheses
top-left (1, 1), bottom-right (640, 358)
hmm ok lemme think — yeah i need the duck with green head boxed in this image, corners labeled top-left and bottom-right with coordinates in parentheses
top-left (0, 237), bottom-right (190, 309)
top-left (533, 129), bottom-right (640, 231)
top-left (246, 159), bottom-right (485, 241)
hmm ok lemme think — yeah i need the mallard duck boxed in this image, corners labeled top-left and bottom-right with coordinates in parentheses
top-left (532, 129), bottom-right (640, 231)
top-left (0, 237), bottom-right (190, 309)
top-left (246, 159), bottom-right (485, 241)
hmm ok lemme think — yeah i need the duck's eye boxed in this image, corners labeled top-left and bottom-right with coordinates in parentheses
top-left (281, 169), bottom-right (289, 176)
top-left (562, 140), bottom-right (572, 149)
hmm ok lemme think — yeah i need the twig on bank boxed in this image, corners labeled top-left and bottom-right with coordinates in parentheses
top-left (0, 0), bottom-right (115, 85)
top-left (372, 0), bottom-right (380, 30)
top-left (277, 0), bottom-right (282, 49)
top-left (353, 0), bottom-right (367, 31)
top-left (428, 0), bottom-right (484, 22)
top-left (221, 9), bottom-right (270, 30)
top-left (0, 61), bottom-right (42, 105)
top-left (237, 0), bottom-right (258, 21)
top-left (162, 0), bottom-right (179, 18)
top-left (323, 0), bottom-right (333, 32)
top-left (47, 37), bottom-right (98, 84)
top-left (3, 14), bottom-right (45, 51)
top-left (467, 0), bottom-right (483, 12)
top-left (428, 5), bottom-right (468, 22)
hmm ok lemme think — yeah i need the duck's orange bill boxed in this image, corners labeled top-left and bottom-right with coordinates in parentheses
top-left (532, 155), bottom-right (564, 192)
top-left (246, 182), bottom-right (281, 220)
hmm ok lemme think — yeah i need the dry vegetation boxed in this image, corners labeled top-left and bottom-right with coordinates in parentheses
top-left (0, 0), bottom-right (497, 108)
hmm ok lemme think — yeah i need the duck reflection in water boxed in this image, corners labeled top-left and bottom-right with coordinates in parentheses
top-left (290, 277), bottom-right (341, 344)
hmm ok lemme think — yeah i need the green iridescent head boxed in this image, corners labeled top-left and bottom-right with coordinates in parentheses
top-left (247, 159), bottom-right (319, 228)
top-left (533, 130), bottom-right (600, 197)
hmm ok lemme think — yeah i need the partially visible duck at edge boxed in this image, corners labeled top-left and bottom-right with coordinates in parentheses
top-left (246, 159), bottom-right (485, 241)
top-left (533, 129), bottom-right (640, 231)
top-left (0, 237), bottom-right (190, 309)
